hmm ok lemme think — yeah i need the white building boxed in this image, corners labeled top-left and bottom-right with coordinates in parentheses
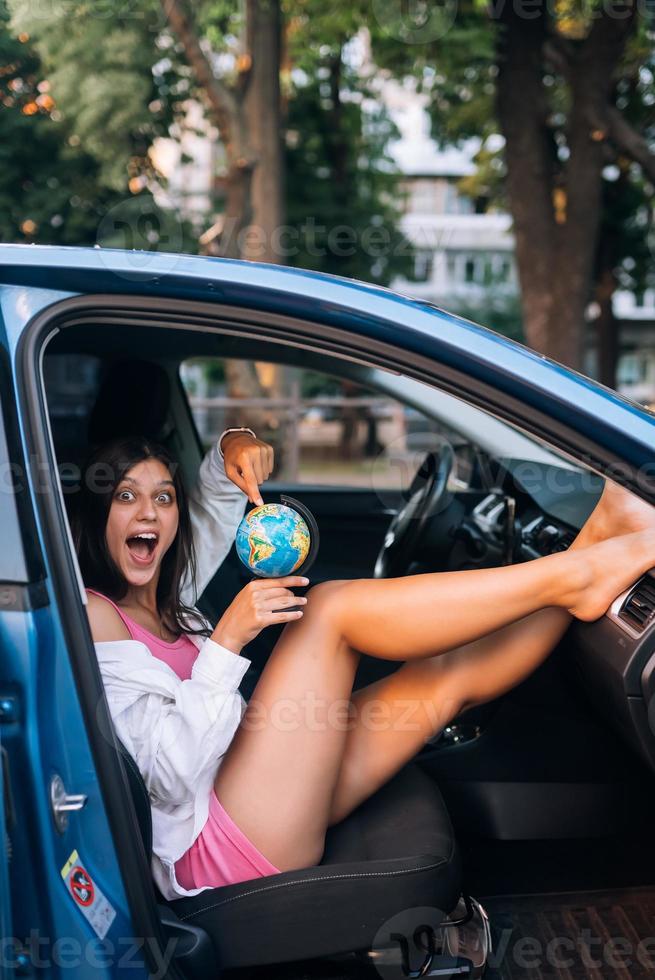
top-left (383, 81), bottom-right (517, 316)
top-left (150, 101), bottom-right (222, 232)
top-left (613, 289), bottom-right (655, 405)
top-left (383, 79), bottom-right (655, 405)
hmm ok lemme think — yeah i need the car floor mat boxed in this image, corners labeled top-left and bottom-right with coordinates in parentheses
top-left (481, 886), bottom-right (655, 979)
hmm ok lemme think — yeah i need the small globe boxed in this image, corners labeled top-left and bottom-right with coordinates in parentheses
top-left (236, 503), bottom-right (311, 577)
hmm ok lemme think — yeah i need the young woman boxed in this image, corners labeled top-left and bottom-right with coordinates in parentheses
top-left (77, 432), bottom-right (655, 901)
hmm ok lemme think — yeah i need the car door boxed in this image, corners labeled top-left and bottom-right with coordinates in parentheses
top-left (0, 347), bottom-right (48, 974)
top-left (0, 284), bottom-right (157, 979)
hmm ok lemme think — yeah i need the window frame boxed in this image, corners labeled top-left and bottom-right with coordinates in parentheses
top-left (0, 347), bottom-right (46, 604)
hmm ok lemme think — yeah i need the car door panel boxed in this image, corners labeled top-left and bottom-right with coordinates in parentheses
top-left (0, 290), bottom-right (153, 978)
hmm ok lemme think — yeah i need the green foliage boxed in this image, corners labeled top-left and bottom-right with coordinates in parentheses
top-left (300, 369), bottom-right (342, 398)
top-left (0, 1), bottom-right (124, 243)
top-left (6, 0), bottom-right (412, 280)
top-left (601, 172), bottom-right (654, 297)
top-left (1, 0), bottom-right (197, 248)
top-left (372, 2), bottom-right (655, 311)
top-left (285, 44), bottom-right (413, 285)
top-left (8, 0), bottom-right (171, 190)
top-left (371, 6), bottom-right (497, 145)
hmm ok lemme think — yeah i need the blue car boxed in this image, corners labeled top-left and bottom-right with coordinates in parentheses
top-left (1, 244), bottom-right (655, 980)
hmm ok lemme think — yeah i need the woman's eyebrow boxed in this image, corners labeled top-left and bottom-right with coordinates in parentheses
top-left (120, 476), bottom-right (175, 488)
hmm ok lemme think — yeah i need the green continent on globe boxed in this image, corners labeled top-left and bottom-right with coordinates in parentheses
top-left (248, 533), bottom-right (275, 566)
top-left (290, 525), bottom-right (310, 568)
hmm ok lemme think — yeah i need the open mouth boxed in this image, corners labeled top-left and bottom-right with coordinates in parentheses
top-left (125, 532), bottom-right (159, 565)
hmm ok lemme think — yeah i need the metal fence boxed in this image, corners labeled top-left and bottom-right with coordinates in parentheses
top-left (188, 395), bottom-right (403, 479)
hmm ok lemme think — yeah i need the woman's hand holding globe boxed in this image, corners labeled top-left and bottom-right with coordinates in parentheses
top-left (211, 575), bottom-right (309, 655)
top-left (212, 500), bottom-right (318, 655)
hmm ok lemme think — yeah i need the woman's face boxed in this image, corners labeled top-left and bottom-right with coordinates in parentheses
top-left (105, 457), bottom-right (179, 588)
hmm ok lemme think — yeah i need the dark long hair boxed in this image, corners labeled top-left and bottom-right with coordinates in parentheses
top-left (73, 436), bottom-right (210, 638)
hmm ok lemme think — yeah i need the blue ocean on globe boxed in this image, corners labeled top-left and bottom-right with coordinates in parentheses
top-left (235, 503), bottom-right (311, 577)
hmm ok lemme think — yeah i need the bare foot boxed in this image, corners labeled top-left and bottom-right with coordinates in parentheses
top-left (568, 528), bottom-right (655, 622)
top-left (574, 480), bottom-right (655, 549)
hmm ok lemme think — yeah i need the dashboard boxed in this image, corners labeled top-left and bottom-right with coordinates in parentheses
top-left (445, 459), bottom-right (655, 772)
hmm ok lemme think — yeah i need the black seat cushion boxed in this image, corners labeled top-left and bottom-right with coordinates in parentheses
top-left (166, 763), bottom-right (460, 969)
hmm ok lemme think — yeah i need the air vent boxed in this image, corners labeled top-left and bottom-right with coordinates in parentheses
top-left (619, 577), bottom-right (655, 634)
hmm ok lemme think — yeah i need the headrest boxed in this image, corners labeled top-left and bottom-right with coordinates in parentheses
top-left (87, 359), bottom-right (172, 448)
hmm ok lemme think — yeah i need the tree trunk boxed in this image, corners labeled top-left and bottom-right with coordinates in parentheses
top-left (243, 0), bottom-right (284, 262)
top-left (239, 0), bottom-right (295, 476)
top-left (495, 6), bottom-right (557, 356)
top-left (163, 0), bottom-right (294, 477)
top-left (223, 358), bottom-right (295, 478)
top-left (325, 48), bottom-right (351, 277)
top-left (595, 263), bottom-right (619, 389)
top-left (493, 3), bottom-right (637, 370)
top-left (161, 0), bottom-right (256, 258)
top-left (209, 165), bottom-right (255, 259)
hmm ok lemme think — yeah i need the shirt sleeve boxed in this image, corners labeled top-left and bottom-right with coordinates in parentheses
top-left (181, 440), bottom-right (248, 607)
top-left (97, 637), bottom-right (251, 806)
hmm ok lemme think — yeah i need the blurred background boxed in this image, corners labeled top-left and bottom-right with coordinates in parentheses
top-left (2, 0), bottom-right (654, 482)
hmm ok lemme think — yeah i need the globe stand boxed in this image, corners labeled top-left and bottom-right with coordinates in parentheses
top-left (279, 495), bottom-right (320, 610)
top-left (249, 495), bottom-right (320, 612)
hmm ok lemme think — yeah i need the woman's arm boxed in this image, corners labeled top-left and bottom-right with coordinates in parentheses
top-left (181, 440), bottom-right (248, 607)
top-left (181, 431), bottom-right (274, 608)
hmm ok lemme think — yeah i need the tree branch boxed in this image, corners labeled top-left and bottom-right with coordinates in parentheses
top-left (160, 0), bottom-right (241, 152)
top-left (543, 34), bottom-right (573, 80)
top-left (606, 105), bottom-right (655, 183)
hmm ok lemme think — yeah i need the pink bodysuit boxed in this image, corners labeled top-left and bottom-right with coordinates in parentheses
top-left (87, 589), bottom-right (280, 890)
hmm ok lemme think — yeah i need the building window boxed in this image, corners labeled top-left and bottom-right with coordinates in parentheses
top-left (617, 352), bottom-right (650, 386)
top-left (414, 250), bottom-right (434, 282)
top-left (410, 179), bottom-right (437, 212)
top-left (496, 256), bottom-right (512, 284)
top-left (464, 257), bottom-right (477, 283)
top-left (444, 181), bottom-right (474, 215)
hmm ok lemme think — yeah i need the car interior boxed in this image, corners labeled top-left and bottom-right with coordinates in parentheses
top-left (40, 311), bottom-right (655, 980)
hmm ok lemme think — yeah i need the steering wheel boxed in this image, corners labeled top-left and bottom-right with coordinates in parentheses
top-left (374, 444), bottom-right (455, 578)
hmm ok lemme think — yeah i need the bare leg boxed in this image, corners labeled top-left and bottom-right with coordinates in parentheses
top-left (215, 521), bottom-right (655, 872)
top-left (214, 584), bottom-right (360, 869)
top-left (329, 479), bottom-right (638, 821)
top-left (327, 608), bottom-right (571, 824)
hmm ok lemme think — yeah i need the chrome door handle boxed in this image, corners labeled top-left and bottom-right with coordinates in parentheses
top-left (50, 774), bottom-right (88, 833)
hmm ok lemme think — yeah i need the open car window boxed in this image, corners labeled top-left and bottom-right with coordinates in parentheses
top-left (180, 356), bottom-right (476, 490)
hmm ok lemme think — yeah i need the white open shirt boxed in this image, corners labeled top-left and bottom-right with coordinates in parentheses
top-left (93, 443), bottom-right (252, 900)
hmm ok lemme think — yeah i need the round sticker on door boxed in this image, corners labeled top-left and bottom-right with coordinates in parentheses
top-left (69, 866), bottom-right (95, 907)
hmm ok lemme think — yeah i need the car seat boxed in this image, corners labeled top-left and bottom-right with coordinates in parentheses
top-left (87, 358), bottom-right (174, 448)
top-left (115, 738), bottom-right (488, 978)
